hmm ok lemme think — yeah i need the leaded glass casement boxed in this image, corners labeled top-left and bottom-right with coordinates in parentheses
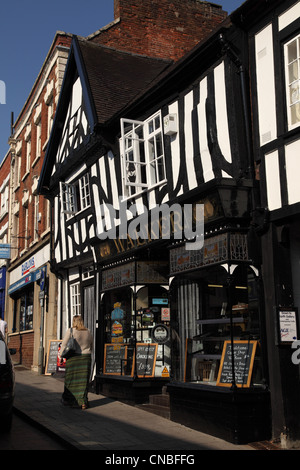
top-left (285, 35), bottom-right (300, 129)
top-left (60, 173), bottom-right (91, 216)
top-left (120, 112), bottom-right (166, 198)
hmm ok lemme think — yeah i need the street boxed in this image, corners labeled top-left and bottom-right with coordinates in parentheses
top-left (0, 411), bottom-right (69, 450)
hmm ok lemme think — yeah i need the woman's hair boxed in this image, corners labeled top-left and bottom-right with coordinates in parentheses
top-left (72, 315), bottom-right (87, 330)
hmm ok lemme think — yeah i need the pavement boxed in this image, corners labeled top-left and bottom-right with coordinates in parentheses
top-left (11, 365), bottom-right (261, 452)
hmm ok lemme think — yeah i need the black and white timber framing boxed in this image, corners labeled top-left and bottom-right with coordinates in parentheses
top-left (39, 29), bottom-right (252, 272)
top-left (241, 0), bottom-right (300, 221)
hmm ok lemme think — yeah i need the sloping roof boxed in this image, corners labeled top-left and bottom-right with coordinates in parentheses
top-left (38, 37), bottom-right (172, 193)
top-left (76, 37), bottom-right (172, 125)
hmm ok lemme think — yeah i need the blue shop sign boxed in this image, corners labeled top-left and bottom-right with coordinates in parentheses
top-left (0, 244), bottom-right (10, 259)
top-left (8, 266), bottom-right (47, 295)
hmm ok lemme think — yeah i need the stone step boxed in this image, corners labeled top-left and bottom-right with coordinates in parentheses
top-left (149, 393), bottom-right (170, 407)
top-left (137, 403), bottom-right (170, 420)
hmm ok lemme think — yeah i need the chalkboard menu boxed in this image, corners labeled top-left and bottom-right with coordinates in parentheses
top-left (136, 343), bottom-right (158, 377)
top-left (216, 340), bottom-right (258, 388)
top-left (104, 344), bottom-right (130, 375)
top-left (45, 340), bottom-right (62, 375)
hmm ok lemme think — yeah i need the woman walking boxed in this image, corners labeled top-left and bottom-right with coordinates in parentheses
top-left (59, 315), bottom-right (93, 409)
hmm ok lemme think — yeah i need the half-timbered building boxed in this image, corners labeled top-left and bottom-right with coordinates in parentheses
top-left (231, 0), bottom-right (300, 448)
top-left (38, 5), bottom-right (273, 442)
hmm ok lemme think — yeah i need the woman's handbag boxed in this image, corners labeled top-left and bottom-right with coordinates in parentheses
top-left (61, 328), bottom-right (78, 359)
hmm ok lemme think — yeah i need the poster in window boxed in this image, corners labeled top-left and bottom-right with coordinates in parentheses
top-left (278, 308), bottom-right (298, 343)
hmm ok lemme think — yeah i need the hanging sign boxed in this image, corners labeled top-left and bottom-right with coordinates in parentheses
top-left (152, 324), bottom-right (169, 344)
top-left (0, 244), bottom-right (10, 259)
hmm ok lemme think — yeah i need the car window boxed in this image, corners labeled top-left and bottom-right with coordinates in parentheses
top-left (0, 340), bottom-right (6, 365)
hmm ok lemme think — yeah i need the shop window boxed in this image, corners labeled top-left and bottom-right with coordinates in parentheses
top-left (170, 265), bottom-right (264, 387)
top-left (19, 289), bottom-right (34, 331)
top-left (102, 285), bottom-right (170, 376)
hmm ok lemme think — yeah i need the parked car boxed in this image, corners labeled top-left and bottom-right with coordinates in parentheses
top-left (0, 332), bottom-right (16, 432)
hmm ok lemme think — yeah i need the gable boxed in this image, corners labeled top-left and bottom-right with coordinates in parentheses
top-left (53, 75), bottom-right (90, 174)
top-left (38, 36), bottom-right (172, 195)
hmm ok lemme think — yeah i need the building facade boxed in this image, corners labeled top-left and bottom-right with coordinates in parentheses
top-left (5, 32), bottom-right (72, 370)
top-left (4, 0), bottom-right (227, 373)
top-left (38, 9), bottom-right (270, 443)
top-left (9, 0), bottom-right (300, 449)
top-left (0, 151), bottom-right (11, 329)
top-left (231, 0), bottom-right (300, 447)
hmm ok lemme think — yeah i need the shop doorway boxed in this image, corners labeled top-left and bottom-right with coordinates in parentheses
top-left (83, 285), bottom-right (96, 376)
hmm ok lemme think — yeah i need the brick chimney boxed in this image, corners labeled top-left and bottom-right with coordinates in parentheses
top-left (88, 0), bottom-right (227, 61)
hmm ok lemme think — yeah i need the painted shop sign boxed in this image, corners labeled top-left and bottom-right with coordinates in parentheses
top-left (170, 232), bottom-right (249, 275)
top-left (101, 260), bottom-right (168, 291)
top-left (8, 266), bottom-right (47, 295)
top-left (95, 201), bottom-right (206, 262)
top-left (22, 256), bottom-right (35, 275)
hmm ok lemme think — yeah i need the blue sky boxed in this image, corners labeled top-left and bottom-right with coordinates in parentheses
top-left (0, 0), bottom-right (244, 162)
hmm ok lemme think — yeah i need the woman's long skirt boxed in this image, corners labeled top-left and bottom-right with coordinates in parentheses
top-left (62, 354), bottom-right (91, 407)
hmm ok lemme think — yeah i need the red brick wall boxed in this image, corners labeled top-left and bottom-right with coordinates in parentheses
top-left (0, 153), bottom-right (10, 233)
top-left (9, 332), bottom-right (34, 369)
top-left (12, 33), bottom-right (72, 256)
top-left (91, 0), bottom-right (227, 61)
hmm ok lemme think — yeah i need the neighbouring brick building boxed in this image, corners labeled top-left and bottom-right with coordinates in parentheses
top-left (87, 0), bottom-right (227, 61)
top-left (6, 32), bottom-right (72, 370)
top-left (0, 151), bottom-right (11, 330)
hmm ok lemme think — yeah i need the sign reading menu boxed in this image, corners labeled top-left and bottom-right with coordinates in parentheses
top-left (216, 340), bottom-right (257, 388)
top-left (104, 344), bottom-right (129, 375)
top-left (45, 340), bottom-right (62, 375)
top-left (136, 343), bottom-right (158, 377)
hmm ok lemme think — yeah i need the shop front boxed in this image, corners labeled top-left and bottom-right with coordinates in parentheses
top-left (6, 246), bottom-right (49, 371)
top-left (167, 232), bottom-right (271, 444)
top-left (96, 253), bottom-right (171, 403)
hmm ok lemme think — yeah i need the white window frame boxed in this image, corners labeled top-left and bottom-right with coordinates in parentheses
top-left (0, 182), bottom-right (8, 218)
top-left (285, 34), bottom-right (300, 130)
top-left (70, 283), bottom-right (81, 316)
top-left (120, 111), bottom-right (166, 198)
top-left (79, 174), bottom-right (91, 210)
top-left (33, 195), bottom-right (39, 241)
top-left (60, 173), bottom-right (91, 216)
top-left (36, 119), bottom-right (41, 158)
top-left (60, 181), bottom-right (77, 215)
top-left (47, 97), bottom-right (54, 138)
top-left (26, 139), bottom-right (31, 173)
